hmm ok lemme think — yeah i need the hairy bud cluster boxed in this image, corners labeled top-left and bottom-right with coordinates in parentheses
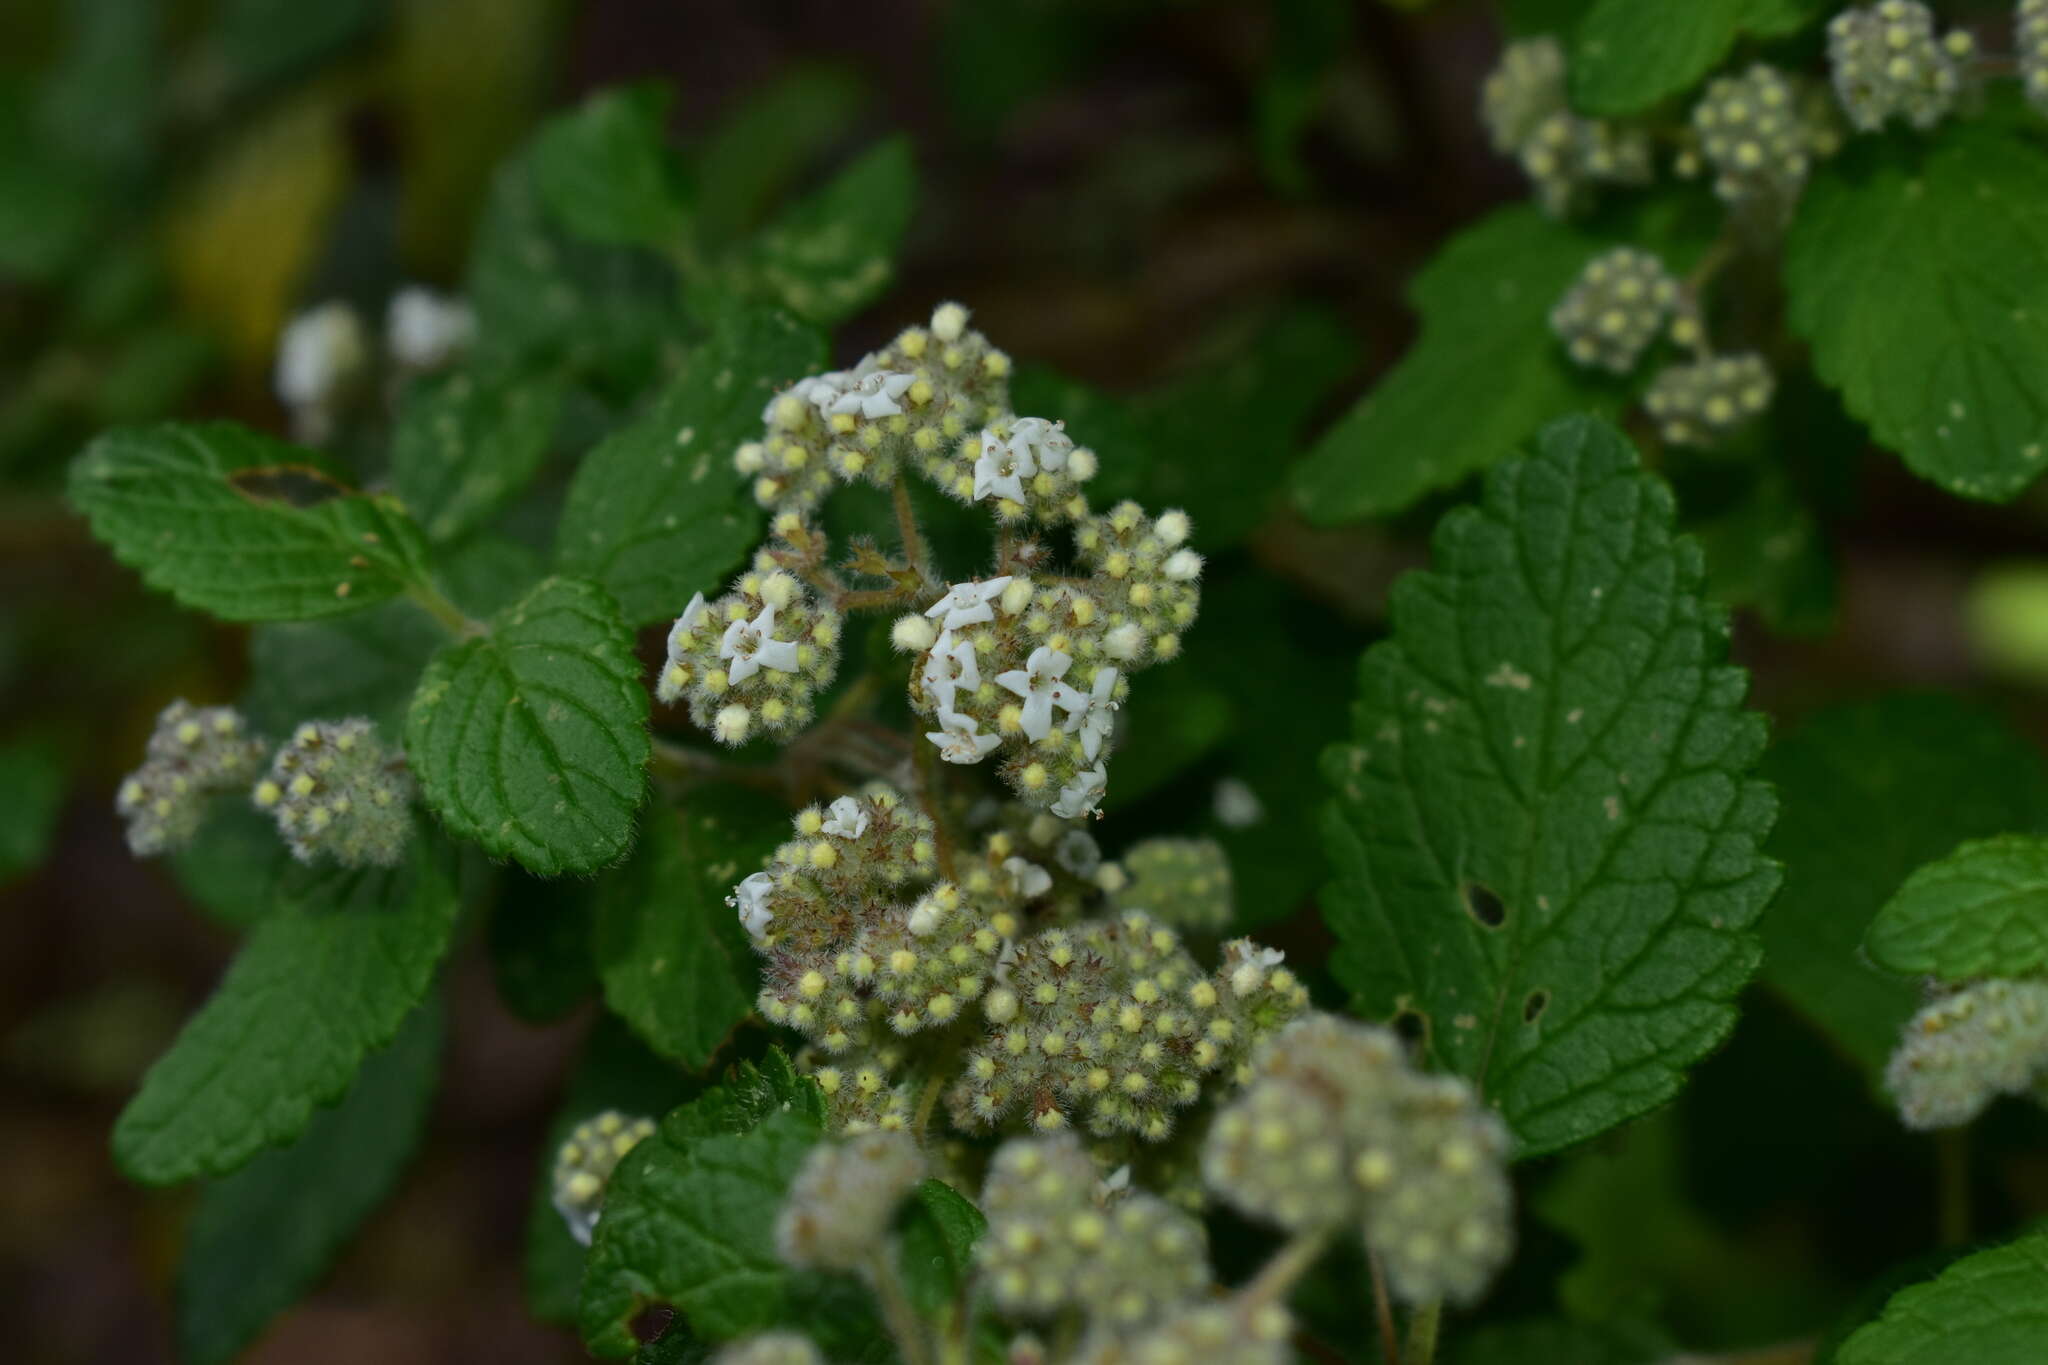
top-left (1107, 839), bottom-right (1233, 933)
top-left (252, 718), bottom-right (414, 867)
top-left (1202, 1014), bottom-right (1514, 1307)
top-left (976, 1134), bottom-right (1209, 1329)
top-left (1886, 978), bottom-right (2048, 1130)
top-left (1827, 2), bottom-right (1973, 132)
top-left (1550, 248), bottom-right (1681, 374)
top-left (1480, 38), bottom-right (1652, 216)
top-left (1642, 352), bottom-right (1775, 448)
top-left (551, 1110), bottom-right (655, 1247)
top-left (116, 701), bottom-right (268, 857)
top-left (949, 920), bottom-right (1307, 1139)
top-left (657, 570), bottom-right (843, 745)
top-left (712, 1333), bottom-right (824, 1365)
top-left (775, 1131), bottom-right (926, 1271)
top-left (2024, 0), bottom-right (2048, 115)
top-left (1688, 65), bottom-right (1842, 214)
top-left (736, 302), bottom-right (1015, 513)
top-left (1070, 1296), bottom-right (1295, 1365)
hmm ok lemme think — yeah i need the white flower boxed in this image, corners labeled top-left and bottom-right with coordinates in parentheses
top-left (1104, 623), bottom-right (1145, 661)
top-left (1213, 777), bottom-right (1265, 829)
top-left (1003, 857), bottom-right (1052, 899)
top-left (1063, 666), bottom-right (1120, 760)
top-left (996, 646), bottom-right (1082, 742)
top-left (972, 428), bottom-right (1032, 503)
top-left (385, 287), bottom-right (473, 371)
top-left (821, 796), bottom-right (869, 839)
top-left (1163, 549), bottom-right (1204, 582)
top-left (1155, 510), bottom-right (1191, 546)
top-left (1051, 763), bottom-right (1107, 819)
top-left (1097, 1165), bottom-right (1132, 1199)
top-left (920, 631), bottom-right (981, 710)
top-left (926, 710), bottom-right (1001, 764)
top-left (1226, 941), bottom-right (1286, 995)
top-left (1055, 830), bottom-right (1101, 878)
top-left (729, 872), bottom-right (776, 942)
top-left (719, 602), bottom-right (801, 684)
top-left (828, 370), bottom-right (916, 419)
top-left (931, 301), bottom-right (969, 343)
top-left (667, 592), bottom-right (709, 655)
top-left (907, 893), bottom-right (949, 936)
top-left (925, 577), bottom-right (1013, 631)
top-left (890, 613), bottom-right (937, 653)
top-left (275, 301), bottom-right (368, 410)
top-left (1008, 416), bottom-right (1073, 472)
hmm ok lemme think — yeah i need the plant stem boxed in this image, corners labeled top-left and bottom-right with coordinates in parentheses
top-left (1937, 1127), bottom-right (1971, 1247)
top-left (893, 475), bottom-right (937, 592)
top-left (1405, 1301), bottom-right (1442, 1365)
top-left (912, 1069), bottom-right (945, 1145)
top-left (913, 738), bottom-right (958, 879)
top-left (867, 1248), bottom-right (931, 1365)
top-left (407, 581), bottom-right (483, 638)
top-left (1368, 1251), bottom-right (1400, 1365)
top-left (1243, 1228), bottom-right (1331, 1309)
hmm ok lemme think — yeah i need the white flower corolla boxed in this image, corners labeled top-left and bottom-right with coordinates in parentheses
top-left (1162, 549), bottom-right (1203, 582)
top-left (1051, 763), bottom-right (1107, 819)
top-left (820, 796), bottom-right (870, 839)
top-left (1003, 856), bottom-right (1052, 899)
top-left (730, 871), bottom-right (777, 942)
top-left (668, 592), bottom-right (709, 652)
top-left (275, 301), bottom-right (368, 428)
top-left (1228, 943), bottom-right (1287, 995)
top-left (997, 646), bottom-right (1082, 742)
top-left (1063, 666), bottom-right (1120, 761)
top-left (920, 631), bottom-right (981, 710)
top-left (927, 709), bottom-right (1002, 764)
top-left (385, 286), bottom-right (474, 371)
top-left (890, 613), bottom-right (936, 652)
top-left (720, 602), bottom-right (802, 684)
top-left (931, 301), bottom-right (969, 343)
top-left (1103, 622), bottom-right (1145, 661)
top-left (926, 576), bottom-right (1014, 631)
top-left (1008, 416), bottom-right (1073, 472)
top-left (829, 370), bottom-right (916, 420)
top-left (1154, 510), bottom-right (1191, 546)
top-left (972, 427), bottom-right (1033, 503)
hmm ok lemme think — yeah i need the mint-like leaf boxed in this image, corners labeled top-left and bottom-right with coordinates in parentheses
top-left (1319, 415), bottom-right (1778, 1156)
top-left (1786, 118), bottom-right (2048, 503)
top-left (594, 790), bottom-right (785, 1068)
top-left (531, 85), bottom-right (692, 251)
top-left (1569, 0), bottom-right (1825, 116)
top-left (112, 829), bottom-right (459, 1184)
top-left (1837, 1226), bottom-right (2048, 1364)
top-left (244, 600), bottom-right (447, 737)
top-left (899, 1178), bottom-right (987, 1315)
top-left (555, 306), bottom-right (821, 625)
top-left (391, 365), bottom-right (566, 544)
top-left (1866, 835), bottom-right (2048, 984)
top-left (68, 422), bottom-right (431, 621)
top-left (406, 576), bottom-right (649, 876)
top-left (741, 136), bottom-right (915, 326)
top-left (176, 998), bottom-right (443, 1365)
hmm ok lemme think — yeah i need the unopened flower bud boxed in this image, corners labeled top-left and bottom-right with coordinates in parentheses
top-left (552, 1110), bottom-right (656, 1246)
top-left (116, 701), bottom-right (267, 856)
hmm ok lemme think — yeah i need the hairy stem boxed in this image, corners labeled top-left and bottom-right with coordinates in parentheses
top-left (1368, 1251), bottom-right (1400, 1365)
top-left (1243, 1228), bottom-right (1331, 1309)
top-left (912, 1070), bottom-right (946, 1146)
top-left (406, 580), bottom-right (484, 638)
top-left (893, 475), bottom-right (937, 592)
top-left (913, 738), bottom-right (958, 879)
top-left (867, 1248), bottom-right (931, 1365)
top-left (1405, 1301), bottom-right (1442, 1365)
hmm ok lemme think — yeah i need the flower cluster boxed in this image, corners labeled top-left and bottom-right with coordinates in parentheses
top-left (948, 920), bottom-right (1308, 1139)
top-left (1069, 1296), bottom-right (1295, 1365)
top-left (115, 701), bottom-right (269, 857)
top-left (1643, 352), bottom-right (1775, 448)
top-left (1550, 248), bottom-right (1681, 375)
top-left (1107, 838), bottom-right (1234, 934)
top-left (1885, 978), bottom-right (2048, 1130)
top-left (976, 1134), bottom-right (1209, 1330)
top-left (712, 1333), bottom-right (823, 1365)
top-left (775, 1130), bottom-right (926, 1272)
top-left (1479, 38), bottom-right (1652, 216)
top-left (1827, 2), bottom-right (1974, 132)
top-left (1687, 65), bottom-right (1843, 216)
top-left (274, 289), bottom-right (472, 442)
top-left (251, 718), bottom-right (415, 867)
top-left (657, 569), bottom-right (843, 745)
top-left (1202, 1013), bottom-right (1514, 1307)
top-left (551, 1110), bottom-right (656, 1246)
top-left (2024, 0), bottom-right (2048, 116)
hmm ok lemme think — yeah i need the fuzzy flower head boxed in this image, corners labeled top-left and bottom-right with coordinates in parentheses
top-left (251, 718), bottom-right (413, 867)
top-left (1827, 2), bottom-right (1973, 132)
top-left (1479, 38), bottom-right (1652, 217)
top-left (1643, 352), bottom-right (1775, 448)
top-left (1886, 978), bottom-right (2048, 1130)
top-left (775, 1130), bottom-right (926, 1271)
top-left (1069, 1296), bottom-right (1295, 1365)
top-left (2023, 0), bottom-right (2048, 116)
top-left (965, 416), bottom-right (1098, 525)
top-left (711, 1335), bottom-right (823, 1365)
top-left (551, 1110), bottom-right (656, 1247)
top-left (1074, 501), bottom-right (1204, 670)
top-left (1551, 247), bottom-right (1680, 374)
top-left (1689, 65), bottom-right (1842, 217)
top-left (1108, 838), bottom-right (1234, 933)
top-left (657, 571), bottom-right (842, 745)
top-left (116, 701), bottom-right (269, 857)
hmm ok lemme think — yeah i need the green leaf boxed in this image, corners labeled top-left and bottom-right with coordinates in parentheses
top-left (899, 1179), bottom-right (987, 1315)
top-left (594, 791), bottom-right (786, 1068)
top-left (1688, 466), bottom-right (1835, 637)
top-left (555, 306), bottom-right (821, 625)
top-left (1785, 120), bottom-right (2048, 504)
top-left (490, 871), bottom-right (598, 1025)
top-left (1451, 1319), bottom-right (1654, 1365)
top-left (532, 85), bottom-right (692, 251)
top-left (112, 828), bottom-right (459, 1184)
top-left (742, 136), bottom-right (915, 326)
top-left (244, 600), bottom-right (447, 737)
top-left (578, 1051), bottom-right (827, 1355)
top-left (693, 66), bottom-right (869, 248)
top-left (1836, 1226), bottom-right (2048, 1365)
top-left (1865, 835), bottom-right (2048, 985)
top-left (1289, 206), bottom-right (1624, 525)
top-left (1759, 695), bottom-right (2048, 1076)
top-left (1319, 415), bottom-right (1779, 1156)
top-left (0, 739), bottom-right (65, 882)
top-left (406, 576), bottom-right (650, 876)
top-left (391, 365), bottom-right (566, 544)
top-left (68, 422), bottom-right (432, 621)
top-left (176, 997), bottom-right (443, 1365)
top-left (169, 804), bottom-right (293, 930)
top-left (1569, 0), bottom-right (1826, 117)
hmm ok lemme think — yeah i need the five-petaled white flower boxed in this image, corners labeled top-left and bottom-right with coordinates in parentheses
top-left (925, 577), bottom-right (1013, 631)
top-left (728, 872), bottom-right (776, 942)
top-left (820, 796), bottom-right (869, 839)
top-left (719, 602), bottom-right (801, 684)
top-left (971, 428), bottom-right (1032, 503)
top-left (828, 370), bottom-right (915, 419)
top-left (926, 709), bottom-right (1001, 764)
top-left (1003, 856), bottom-right (1052, 899)
top-left (997, 646), bottom-right (1082, 742)
top-left (1008, 416), bottom-right (1073, 472)
top-left (920, 631), bottom-right (981, 710)
top-left (1063, 665), bottom-right (1120, 760)
top-left (1051, 762), bottom-right (1107, 819)
top-left (667, 591), bottom-right (709, 655)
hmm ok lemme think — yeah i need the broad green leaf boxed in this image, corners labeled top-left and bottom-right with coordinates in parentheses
top-left (68, 422), bottom-right (431, 621)
top-left (112, 827), bottom-right (459, 1184)
top-left (694, 66), bottom-right (869, 248)
top-left (1836, 1227), bottom-right (2048, 1365)
top-left (1785, 120), bottom-right (2048, 503)
top-left (899, 1179), bottom-right (986, 1315)
top-left (1319, 415), bottom-right (1779, 1155)
top-left (211, 0), bottom-right (381, 94)
top-left (0, 740), bottom-right (65, 882)
top-left (593, 791), bottom-right (786, 1068)
top-left (1688, 466), bottom-right (1835, 638)
top-left (1569, 0), bottom-right (1826, 117)
top-left (244, 599), bottom-right (446, 737)
top-left (578, 1051), bottom-right (828, 1355)
top-left (742, 136), bottom-right (915, 326)
top-left (176, 997), bottom-right (442, 1365)
top-left (1866, 835), bottom-right (2048, 984)
top-left (169, 805), bottom-right (292, 930)
top-left (1759, 695), bottom-right (2048, 1076)
top-left (555, 306), bottom-right (821, 625)
top-left (532, 85), bottom-right (692, 251)
top-left (490, 871), bottom-right (598, 1025)
top-left (406, 576), bottom-right (649, 876)
top-left (391, 364), bottom-right (566, 544)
